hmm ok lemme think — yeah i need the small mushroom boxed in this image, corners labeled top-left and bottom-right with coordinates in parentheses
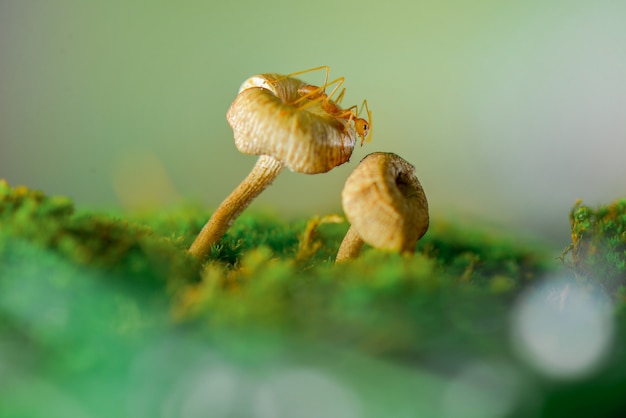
top-left (189, 73), bottom-right (357, 260)
top-left (336, 152), bottom-right (429, 262)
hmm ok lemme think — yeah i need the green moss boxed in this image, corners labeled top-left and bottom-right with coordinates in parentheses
top-left (0, 179), bottom-right (202, 292)
top-left (1, 178), bottom-right (549, 286)
top-left (7, 181), bottom-right (626, 417)
top-left (0, 180), bottom-right (551, 356)
top-left (564, 198), bottom-right (626, 296)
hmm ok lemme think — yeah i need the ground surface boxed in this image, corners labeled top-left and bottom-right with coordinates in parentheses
top-left (1, 181), bottom-right (625, 417)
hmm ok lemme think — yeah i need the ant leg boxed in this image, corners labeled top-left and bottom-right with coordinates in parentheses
top-left (347, 100), bottom-right (366, 118)
top-left (363, 100), bottom-right (371, 117)
top-left (323, 77), bottom-right (346, 103)
top-left (273, 66), bottom-right (331, 92)
top-left (265, 65), bottom-right (331, 92)
top-left (285, 65), bottom-right (330, 86)
top-left (292, 77), bottom-right (346, 110)
top-left (344, 104), bottom-right (358, 114)
top-left (334, 88), bottom-right (347, 105)
top-left (365, 105), bottom-right (373, 143)
top-left (293, 76), bottom-right (345, 105)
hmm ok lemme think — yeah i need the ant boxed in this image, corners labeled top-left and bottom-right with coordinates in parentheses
top-left (273, 66), bottom-right (372, 146)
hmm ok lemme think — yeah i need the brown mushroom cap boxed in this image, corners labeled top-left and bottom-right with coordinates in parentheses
top-left (341, 152), bottom-right (429, 252)
top-left (226, 73), bottom-right (357, 174)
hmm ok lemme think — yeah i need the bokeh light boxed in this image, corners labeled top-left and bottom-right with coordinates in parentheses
top-left (510, 276), bottom-right (614, 380)
top-left (127, 340), bottom-right (248, 418)
top-left (441, 361), bottom-right (528, 418)
top-left (162, 363), bottom-right (243, 418)
top-left (253, 368), bottom-right (362, 418)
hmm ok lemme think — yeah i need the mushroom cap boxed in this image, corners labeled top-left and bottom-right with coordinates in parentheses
top-left (226, 73), bottom-right (357, 174)
top-left (341, 152), bottom-right (429, 252)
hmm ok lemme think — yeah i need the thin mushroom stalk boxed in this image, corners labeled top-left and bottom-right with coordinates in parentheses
top-left (189, 71), bottom-right (357, 260)
top-left (335, 225), bottom-right (365, 261)
top-left (189, 155), bottom-right (283, 258)
top-left (336, 152), bottom-right (429, 263)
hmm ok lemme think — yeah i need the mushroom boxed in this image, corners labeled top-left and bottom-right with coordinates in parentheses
top-left (335, 152), bottom-right (429, 262)
top-left (189, 73), bottom-right (357, 260)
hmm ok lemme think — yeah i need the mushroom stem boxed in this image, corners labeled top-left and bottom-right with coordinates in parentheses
top-left (335, 225), bottom-right (365, 262)
top-left (188, 155), bottom-right (284, 260)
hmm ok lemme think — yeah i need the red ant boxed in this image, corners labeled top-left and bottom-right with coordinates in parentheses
top-left (274, 66), bottom-right (372, 146)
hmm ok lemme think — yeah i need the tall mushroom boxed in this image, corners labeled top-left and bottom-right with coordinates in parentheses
top-left (336, 152), bottom-right (429, 262)
top-left (189, 73), bottom-right (357, 260)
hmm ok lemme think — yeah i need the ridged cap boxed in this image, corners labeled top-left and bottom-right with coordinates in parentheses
top-left (226, 73), bottom-right (357, 174)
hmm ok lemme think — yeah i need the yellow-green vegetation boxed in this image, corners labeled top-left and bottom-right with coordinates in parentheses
top-left (565, 198), bottom-right (626, 297)
top-left (2, 180), bottom-right (626, 417)
top-left (0, 179), bottom-right (202, 289)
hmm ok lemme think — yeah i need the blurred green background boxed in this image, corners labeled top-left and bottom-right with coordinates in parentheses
top-left (2, 0), bottom-right (626, 245)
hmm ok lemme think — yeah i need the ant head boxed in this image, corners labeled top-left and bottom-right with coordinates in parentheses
top-left (355, 101), bottom-right (372, 146)
top-left (354, 118), bottom-right (370, 146)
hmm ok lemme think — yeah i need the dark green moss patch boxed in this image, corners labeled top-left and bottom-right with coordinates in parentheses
top-left (0, 180), bottom-right (202, 292)
top-left (564, 198), bottom-right (626, 296)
